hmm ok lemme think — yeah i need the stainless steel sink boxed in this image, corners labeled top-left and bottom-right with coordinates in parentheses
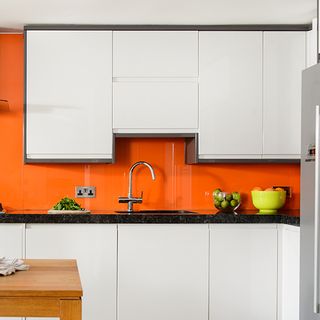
top-left (115, 210), bottom-right (196, 215)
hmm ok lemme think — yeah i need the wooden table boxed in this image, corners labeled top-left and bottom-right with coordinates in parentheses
top-left (0, 259), bottom-right (83, 320)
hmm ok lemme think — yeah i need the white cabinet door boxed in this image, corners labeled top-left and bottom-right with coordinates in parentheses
top-left (210, 224), bottom-right (277, 320)
top-left (118, 224), bottom-right (209, 320)
top-left (307, 19), bottom-right (318, 67)
top-left (278, 225), bottom-right (300, 320)
top-left (0, 224), bottom-right (25, 320)
top-left (199, 32), bottom-right (263, 159)
top-left (113, 81), bottom-right (198, 131)
top-left (26, 30), bottom-right (113, 161)
top-left (113, 31), bottom-right (198, 77)
top-left (25, 224), bottom-right (117, 320)
top-left (263, 32), bottom-right (306, 158)
top-left (0, 224), bottom-right (24, 258)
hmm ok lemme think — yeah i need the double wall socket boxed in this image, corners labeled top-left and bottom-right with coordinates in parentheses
top-left (75, 186), bottom-right (96, 198)
top-left (272, 186), bottom-right (292, 198)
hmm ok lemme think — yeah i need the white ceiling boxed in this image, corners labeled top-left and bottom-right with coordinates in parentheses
top-left (0, 0), bottom-right (317, 31)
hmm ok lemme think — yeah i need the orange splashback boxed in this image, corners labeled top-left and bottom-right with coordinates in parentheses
top-left (0, 34), bottom-right (300, 212)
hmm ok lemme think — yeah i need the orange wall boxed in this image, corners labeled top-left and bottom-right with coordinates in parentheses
top-left (0, 34), bottom-right (300, 212)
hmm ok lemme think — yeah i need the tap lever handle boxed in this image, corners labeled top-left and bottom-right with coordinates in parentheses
top-left (118, 197), bottom-right (129, 203)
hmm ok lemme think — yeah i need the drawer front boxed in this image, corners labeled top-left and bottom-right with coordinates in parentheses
top-left (113, 31), bottom-right (198, 77)
top-left (113, 81), bottom-right (198, 130)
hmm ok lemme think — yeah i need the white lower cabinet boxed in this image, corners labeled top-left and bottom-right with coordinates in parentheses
top-left (117, 224), bottom-right (209, 320)
top-left (1, 222), bottom-right (299, 320)
top-left (210, 224), bottom-right (278, 320)
top-left (25, 224), bottom-right (117, 320)
top-left (278, 225), bottom-right (300, 320)
top-left (0, 224), bottom-right (24, 258)
top-left (0, 224), bottom-right (25, 320)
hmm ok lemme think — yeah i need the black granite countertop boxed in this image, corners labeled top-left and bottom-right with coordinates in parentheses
top-left (0, 210), bottom-right (300, 226)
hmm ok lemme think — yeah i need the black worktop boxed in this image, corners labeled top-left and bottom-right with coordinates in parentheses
top-left (0, 210), bottom-right (300, 226)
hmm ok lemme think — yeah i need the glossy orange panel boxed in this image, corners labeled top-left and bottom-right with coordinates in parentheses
top-left (0, 35), bottom-right (300, 213)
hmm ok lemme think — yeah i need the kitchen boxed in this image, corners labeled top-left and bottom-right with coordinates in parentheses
top-left (0, 0), bottom-right (317, 319)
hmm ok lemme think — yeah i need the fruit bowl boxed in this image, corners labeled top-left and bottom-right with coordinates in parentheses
top-left (251, 190), bottom-right (286, 214)
top-left (213, 189), bottom-right (241, 213)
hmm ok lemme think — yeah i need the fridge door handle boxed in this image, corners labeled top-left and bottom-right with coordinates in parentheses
top-left (314, 104), bottom-right (320, 314)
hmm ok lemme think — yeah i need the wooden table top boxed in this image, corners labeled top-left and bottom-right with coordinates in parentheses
top-left (0, 259), bottom-right (83, 297)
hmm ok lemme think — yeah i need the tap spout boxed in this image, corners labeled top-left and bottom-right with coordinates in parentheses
top-left (128, 161), bottom-right (156, 198)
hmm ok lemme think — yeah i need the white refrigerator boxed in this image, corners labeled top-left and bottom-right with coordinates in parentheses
top-left (301, 62), bottom-right (320, 319)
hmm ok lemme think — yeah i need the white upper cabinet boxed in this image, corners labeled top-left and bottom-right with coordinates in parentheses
top-left (26, 30), bottom-right (113, 161)
top-left (113, 31), bottom-right (198, 77)
top-left (306, 19), bottom-right (318, 67)
top-left (263, 32), bottom-right (306, 159)
top-left (199, 32), bottom-right (263, 159)
top-left (25, 28), bottom-right (307, 160)
top-left (112, 31), bottom-right (199, 132)
top-left (118, 224), bottom-right (209, 320)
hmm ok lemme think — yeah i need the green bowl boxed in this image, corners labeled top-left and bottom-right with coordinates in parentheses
top-left (251, 190), bottom-right (286, 214)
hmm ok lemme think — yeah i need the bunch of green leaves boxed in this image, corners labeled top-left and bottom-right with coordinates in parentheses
top-left (53, 197), bottom-right (83, 211)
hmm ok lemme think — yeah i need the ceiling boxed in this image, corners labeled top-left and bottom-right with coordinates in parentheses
top-left (0, 0), bottom-right (317, 31)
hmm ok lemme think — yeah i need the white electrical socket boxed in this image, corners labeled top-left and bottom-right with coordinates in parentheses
top-left (75, 186), bottom-right (96, 198)
top-left (272, 186), bottom-right (292, 198)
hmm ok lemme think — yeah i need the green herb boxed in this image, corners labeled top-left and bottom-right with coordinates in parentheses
top-left (53, 197), bottom-right (83, 211)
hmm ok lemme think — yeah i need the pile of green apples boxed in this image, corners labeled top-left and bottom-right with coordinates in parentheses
top-left (213, 189), bottom-right (241, 212)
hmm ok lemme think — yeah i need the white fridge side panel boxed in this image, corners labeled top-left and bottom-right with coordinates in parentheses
top-left (300, 63), bottom-right (320, 320)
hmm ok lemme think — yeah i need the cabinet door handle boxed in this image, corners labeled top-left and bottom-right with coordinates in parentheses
top-left (314, 104), bottom-right (320, 314)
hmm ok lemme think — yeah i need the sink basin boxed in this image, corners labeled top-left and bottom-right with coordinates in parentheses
top-left (115, 210), bottom-right (196, 215)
